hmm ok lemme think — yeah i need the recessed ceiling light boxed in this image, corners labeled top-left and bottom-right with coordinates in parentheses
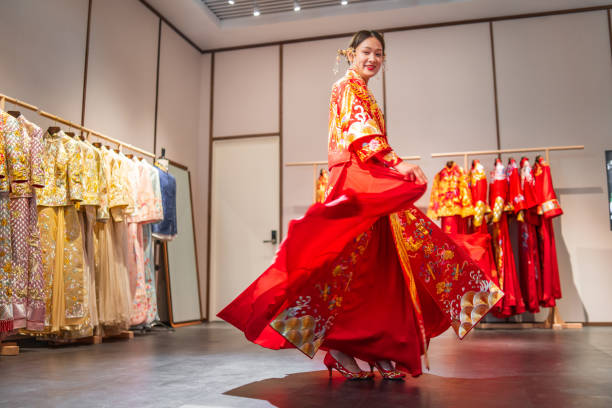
top-left (253, 8), bottom-right (260, 16)
top-left (294, 2), bottom-right (301, 12)
top-left (228, 0), bottom-right (235, 5)
top-left (341, 0), bottom-right (348, 5)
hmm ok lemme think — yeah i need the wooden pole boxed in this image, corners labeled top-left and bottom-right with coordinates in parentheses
top-left (313, 164), bottom-right (318, 203)
top-left (0, 93), bottom-right (39, 112)
top-left (285, 155), bottom-right (421, 167)
top-left (431, 145), bottom-right (584, 158)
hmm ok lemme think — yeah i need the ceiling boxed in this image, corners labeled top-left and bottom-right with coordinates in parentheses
top-left (145, 0), bottom-right (612, 51)
top-left (201, 0), bottom-right (389, 21)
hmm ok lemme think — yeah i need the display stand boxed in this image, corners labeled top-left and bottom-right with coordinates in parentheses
top-left (286, 155), bottom-right (421, 203)
top-left (0, 92), bottom-right (156, 354)
top-left (0, 341), bottom-right (19, 356)
top-left (431, 145), bottom-right (585, 331)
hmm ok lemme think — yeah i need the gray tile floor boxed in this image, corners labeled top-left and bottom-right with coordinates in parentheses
top-left (1, 323), bottom-right (611, 408)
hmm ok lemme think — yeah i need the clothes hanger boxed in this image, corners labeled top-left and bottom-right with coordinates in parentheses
top-left (92, 142), bottom-right (102, 148)
top-left (47, 126), bottom-right (61, 135)
top-left (125, 154), bottom-right (134, 159)
top-left (7, 110), bottom-right (20, 118)
top-left (446, 160), bottom-right (454, 168)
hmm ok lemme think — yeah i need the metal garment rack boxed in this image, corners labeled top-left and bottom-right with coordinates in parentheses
top-left (0, 92), bottom-right (155, 158)
top-left (430, 144), bottom-right (585, 330)
top-left (286, 155), bottom-right (421, 203)
top-left (0, 92), bottom-right (156, 356)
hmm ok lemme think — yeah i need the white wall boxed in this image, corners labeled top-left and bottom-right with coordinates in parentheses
top-left (385, 23), bottom-right (498, 211)
top-left (0, 0), bottom-right (88, 128)
top-left (196, 53), bottom-right (212, 318)
top-left (212, 46), bottom-right (280, 137)
top-left (156, 22), bottom-right (207, 317)
top-left (493, 11), bottom-right (612, 322)
top-left (84, 0), bottom-right (158, 151)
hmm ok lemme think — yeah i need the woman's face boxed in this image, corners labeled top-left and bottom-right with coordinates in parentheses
top-left (349, 36), bottom-right (384, 82)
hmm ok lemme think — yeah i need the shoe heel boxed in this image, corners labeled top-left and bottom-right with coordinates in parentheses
top-left (327, 367), bottom-right (332, 378)
top-left (368, 363), bottom-right (374, 373)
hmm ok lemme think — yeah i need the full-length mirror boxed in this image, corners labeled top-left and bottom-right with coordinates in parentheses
top-left (164, 161), bottom-right (202, 326)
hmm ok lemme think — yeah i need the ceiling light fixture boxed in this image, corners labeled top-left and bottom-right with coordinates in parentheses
top-left (294, 1), bottom-right (301, 12)
top-left (341, 0), bottom-right (348, 5)
top-left (227, 0), bottom-right (235, 5)
top-left (253, 1), bottom-right (260, 16)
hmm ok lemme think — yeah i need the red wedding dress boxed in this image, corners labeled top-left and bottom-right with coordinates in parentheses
top-left (218, 69), bottom-right (503, 377)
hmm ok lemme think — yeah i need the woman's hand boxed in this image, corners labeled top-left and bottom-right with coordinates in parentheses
top-left (395, 161), bottom-right (427, 185)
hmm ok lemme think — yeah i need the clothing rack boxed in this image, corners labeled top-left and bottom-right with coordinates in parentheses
top-left (0, 92), bottom-right (155, 158)
top-left (286, 156), bottom-right (421, 203)
top-left (431, 145), bottom-right (584, 171)
top-left (430, 145), bottom-right (584, 331)
top-left (0, 92), bottom-right (155, 356)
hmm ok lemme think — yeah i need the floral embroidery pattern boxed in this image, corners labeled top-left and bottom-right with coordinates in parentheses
top-left (270, 229), bottom-right (373, 358)
top-left (390, 207), bottom-right (503, 339)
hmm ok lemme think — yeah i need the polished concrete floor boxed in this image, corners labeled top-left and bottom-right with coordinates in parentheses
top-left (1, 323), bottom-right (611, 408)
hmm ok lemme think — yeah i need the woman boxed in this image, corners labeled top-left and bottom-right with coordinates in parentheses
top-left (218, 30), bottom-right (502, 380)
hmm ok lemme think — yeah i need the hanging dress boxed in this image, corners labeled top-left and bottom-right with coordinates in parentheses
top-left (218, 69), bottom-right (502, 376)
top-left (427, 163), bottom-right (474, 235)
top-left (517, 157), bottom-right (541, 313)
top-left (489, 159), bottom-right (525, 317)
top-left (533, 157), bottom-right (563, 308)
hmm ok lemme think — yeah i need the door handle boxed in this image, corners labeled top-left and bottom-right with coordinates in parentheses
top-left (263, 230), bottom-right (277, 245)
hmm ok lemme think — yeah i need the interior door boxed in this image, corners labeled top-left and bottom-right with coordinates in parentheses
top-left (210, 136), bottom-right (280, 320)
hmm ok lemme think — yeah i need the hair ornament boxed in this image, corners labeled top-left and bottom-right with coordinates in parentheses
top-left (333, 47), bottom-right (355, 75)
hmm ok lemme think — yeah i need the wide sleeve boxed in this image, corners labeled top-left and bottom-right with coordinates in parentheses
top-left (535, 159), bottom-right (563, 218)
top-left (4, 117), bottom-right (29, 185)
top-left (28, 123), bottom-right (45, 188)
top-left (66, 138), bottom-right (84, 202)
top-left (427, 172), bottom-right (442, 220)
top-left (0, 131), bottom-right (7, 182)
top-left (458, 171), bottom-right (475, 218)
top-left (489, 178), bottom-right (507, 223)
top-left (470, 169), bottom-right (489, 227)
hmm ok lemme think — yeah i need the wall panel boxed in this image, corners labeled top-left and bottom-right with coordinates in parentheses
top-left (0, 0), bottom-right (88, 127)
top-left (85, 0), bottom-right (158, 151)
top-left (494, 11), bottom-right (612, 322)
top-left (213, 46), bottom-right (279, 137)
top-left (157, 22), bottom-right (207, 316)
top-left (196, 53), bottom-right (212, 317)
top-left (385, 23), bottom-right (498, 210)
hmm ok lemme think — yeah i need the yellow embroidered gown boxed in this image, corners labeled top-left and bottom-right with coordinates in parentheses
top-left (37, 130), bottom-right (91, 337)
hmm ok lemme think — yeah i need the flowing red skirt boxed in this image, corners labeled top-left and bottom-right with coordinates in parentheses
top-left (218, 157), bottom-right (453, 376)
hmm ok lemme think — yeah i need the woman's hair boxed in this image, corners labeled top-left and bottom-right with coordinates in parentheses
top-left (349, 30), bottom-right (385, 54)
top-left (337, 30), bottom-right (385, 63)
top-left (334, 30), bottom-right (385, 73)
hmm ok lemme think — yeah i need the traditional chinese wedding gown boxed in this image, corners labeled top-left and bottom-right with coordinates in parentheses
top-left (218, 69), bottom-right (502, 376)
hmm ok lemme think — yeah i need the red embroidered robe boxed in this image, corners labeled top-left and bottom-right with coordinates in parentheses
top-left (533, 157), bottom-right (563, 307)
top-left (490, 159), bottom-right (525, 317)
top-left (517, 158), bottom-right (541, 313)
top-left (218, 69), bottom-right (502, 376)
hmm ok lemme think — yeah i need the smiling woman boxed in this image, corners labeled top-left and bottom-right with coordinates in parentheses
top-left (218, 29), bottom-right (502, 382)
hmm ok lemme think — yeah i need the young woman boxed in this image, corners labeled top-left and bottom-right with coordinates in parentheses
top-left (218, 30), bottom-right (502, 380)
